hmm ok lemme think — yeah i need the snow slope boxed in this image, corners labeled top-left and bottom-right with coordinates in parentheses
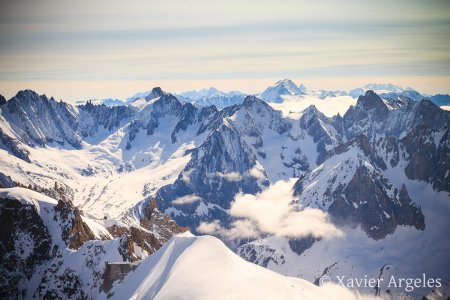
top-left (100, 232), bottom-right (377, 300)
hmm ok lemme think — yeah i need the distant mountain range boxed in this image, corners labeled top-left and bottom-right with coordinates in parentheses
top-left (73, 79), bottom-right (450, 109)
top-left (177, 87), bottom-right (246, 109)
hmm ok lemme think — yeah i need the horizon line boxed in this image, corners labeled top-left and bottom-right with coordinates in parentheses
top-left (1, 76), bottom-right (449, 103)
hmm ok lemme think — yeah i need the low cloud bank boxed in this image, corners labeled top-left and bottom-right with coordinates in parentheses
top-left (197, 179), bottom-right (343, 240)
top-left (172, 195), bottom-right (201, 205)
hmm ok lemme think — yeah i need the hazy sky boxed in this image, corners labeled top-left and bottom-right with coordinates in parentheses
top-left (0, 0), bottom-right (449, 101)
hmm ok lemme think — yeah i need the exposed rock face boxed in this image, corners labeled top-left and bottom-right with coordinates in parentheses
top-left (141, 199), bottom-right (189, 241)
top-left (293, 133), bottom-right (426, 240)
top-left (146, 86), bottom-right (165, 100)
top-left (118, 234), bottom-right (139, 263)
top-left (376, 136), bottom-right (400, 168)
top-left (77, 100), bottom-right (135, 138)
top-left (156, 123), bottom-right (264, 228)
top-left (343, 91), bottom-right (450, 140)
top-left (102, 262), bottom-right (137, 294)
top-left (300, 105), bottom-right (342, 148)
top-left (0, 90), bottom-right (136, 155)
top-left (0, 128), bottom-right (31, 163)
top-left (344, 91), bottom-right (389, 140)
top-left (0, 173), bottom-right (15, 188)
top-left (107, 199), bottom-right (187, 260)
top-left (0, 198), bottom-right (52, 299)
top-left (288, 236), bottom-right (318, 256)
top-left (1, 90), bottom-right (82, 148)
top-left (321, 134), bottom-right (386, 170)
top-left (69, 208), bottom-right (97, 249)
top-left (125, 91), bottom-right (220, 149)
top-left (240, 95), bottom-right (292, 135)
top-left (328, 166), bottom-right (425, 240)
top-left (237, 243), bottom-right (285, 268)
top-left (36, 267), bottom-right (87, 300)
top-left (53, 198), bottom-right (98, 250)
top-left (402, 125), bottom-right (450, 192)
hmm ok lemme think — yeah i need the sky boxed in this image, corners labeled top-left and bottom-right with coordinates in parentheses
top-left (0, 0), bottom-right (449, 102)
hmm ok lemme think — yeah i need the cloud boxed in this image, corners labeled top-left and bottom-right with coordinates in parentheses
top-left (214, 171), bottom-right (243, 182)
top-left (172, 195), bottom-right (201, 205)
top-left (248, 165), bottom-right (266, 179)
top-left (197, 219), bottom-right (259, 240)
top-left (207, 165), bottom-right (266, 184)
top-left (197, 179), bottom-right (343, 240)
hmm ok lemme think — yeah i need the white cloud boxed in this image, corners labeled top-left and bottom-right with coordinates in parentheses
top-left (270, 95), bottom-right (357, 118)
top-left (214, 171), bottom-right (243, 182)
top-left (197, 179), bottom-right (343, 240)
top-left (172, 195), bottom-right (201, 205)
top-left (197, 219), bottom-right (259, 240)
top-left (207, 165), bottom-right (266, 184)
top-left (248, 165), bottom-right (266, 179)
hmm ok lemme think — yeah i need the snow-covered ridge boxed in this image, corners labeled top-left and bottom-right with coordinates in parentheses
top-left (99, 233), bottom-right (377, 300)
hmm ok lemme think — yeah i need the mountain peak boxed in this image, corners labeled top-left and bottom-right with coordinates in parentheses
top-left (261, 79), bottom-right (305, 103)
top-left (356, 90), bottom-right (388, 112)
top-left (0, 94), bottom-right (6, 105)
top-left (275, 78), bottom-right (296, 85)
top-left (303, 104), bottom-right (320, 114)
top-left (15, 89), bottom-right (40, 99)
top-left (207, 87), bottom-right (220, 93)
top-left (150, 87), bottom-right (165, 98)
top-left (242, 95), bottom-right (265, 107)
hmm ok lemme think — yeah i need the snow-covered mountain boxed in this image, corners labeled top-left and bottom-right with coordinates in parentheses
top-left (127, 87), bottom-right (247, 109)
top-left (1, 86), bottom-right (449, 299)
top-left (178, 87), bottom-right (247, 109)
top-left (347, 83), bottom-right (450, 107)
top-left (260, 79), bottom-right (308, 103)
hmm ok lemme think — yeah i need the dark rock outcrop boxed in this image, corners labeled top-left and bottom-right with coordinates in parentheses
top-left (107, 199), bottom-right (187, 259)
top-left (0, 198), bottom-right (53, 299)
top-left (328, 166), bottom-right (425, 240)
top-left (288, 236), bottom-right (319, 256)
top-left (69, 208), bottom-right (97, 249)
top-left (402, 125), bottom-right (450, 192)
top-left (102, 262), bottom-right (137, 294)
top-left (0, 128), bottom-right (31, 163)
